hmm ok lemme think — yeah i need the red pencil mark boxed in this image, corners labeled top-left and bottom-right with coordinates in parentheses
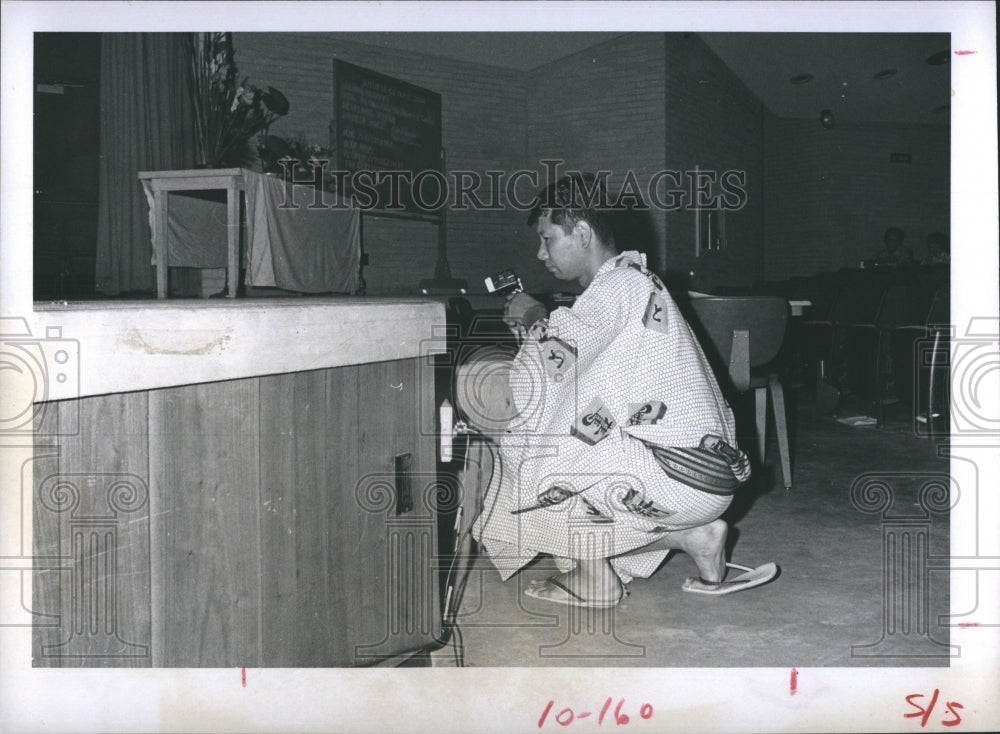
top-left (599, 697), bottom-right (612, 725)
top-left (905, 689), bottom-right (964, 727)
top-left (538, 700), bottom-right (554, 728)
top-left (790, 668), bottom-right (799, 696)
top-left (538, 698), bottom-right (654, 727)
top-left (955, 50), bottom-right (978, 56)
top-left (957, 622), bottom-right (979, 628)
top-left (241, 667), bottom-right (247, 687)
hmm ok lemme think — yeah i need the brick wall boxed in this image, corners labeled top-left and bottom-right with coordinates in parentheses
top-left (231, 32), bottom-right (945, 296)
top-left (524, 33), bottom-right (765, 294)
top-left (233, 32), bottom-right (527, 296)
top-left (763, 117), bottom-right (949, 279)
top-left (233, 32), bottom-right (767, 297)
top-left (523, 34), bottom-right (667, 291)
top-left (660, 34), bottom-right (765, 292)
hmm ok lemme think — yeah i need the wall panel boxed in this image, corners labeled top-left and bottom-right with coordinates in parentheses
top-left (150, 380), bottom-right (262, 667)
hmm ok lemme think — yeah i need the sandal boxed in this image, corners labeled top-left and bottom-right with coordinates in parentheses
top-left (524, 576), bottom-right (626, 609)
top-left (681, 562), bottom-right (778, 595)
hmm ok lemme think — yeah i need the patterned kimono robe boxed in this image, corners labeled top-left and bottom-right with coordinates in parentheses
top-left (472, 251), bottom-right (749, 581)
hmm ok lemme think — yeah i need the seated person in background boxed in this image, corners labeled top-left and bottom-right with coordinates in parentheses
top-left (872, 226), bottom-right (915, 267)
top-left (924, 231), bottom-right (950, 265)
top-left (471, 172), bottom-right (776, 607)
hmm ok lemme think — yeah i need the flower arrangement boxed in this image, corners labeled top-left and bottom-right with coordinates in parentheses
top-left (185, 32), bottom-right (290, 168)
top-left (258, 134), bottom-right (334, 181)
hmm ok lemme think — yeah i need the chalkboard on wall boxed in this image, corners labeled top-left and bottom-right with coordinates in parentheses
top-left (331, 59), bottom-right (443, 215)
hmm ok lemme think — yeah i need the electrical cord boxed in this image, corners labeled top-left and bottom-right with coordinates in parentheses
top-left (440, 426), bottom-right (502, 667)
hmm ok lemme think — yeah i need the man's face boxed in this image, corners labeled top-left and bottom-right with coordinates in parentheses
top-left (535, 211), bottom-right (586, 282)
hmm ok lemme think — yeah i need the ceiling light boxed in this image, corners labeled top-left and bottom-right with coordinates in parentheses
top-left (789, 73), bottom-right (814, 85)
top-left (873, 68), bottom-right (897, 80)
top-left (925, 49), bottom-right (950, 65)
top-left (819, 109), bottom-right (835, 129)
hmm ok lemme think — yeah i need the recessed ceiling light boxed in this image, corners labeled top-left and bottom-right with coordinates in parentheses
top-left (789, 73), bottom-right (814, 85)
top-left (926, 49), bottom-right (950, 65)
top-left (874, 68), bottom-right (897, 80)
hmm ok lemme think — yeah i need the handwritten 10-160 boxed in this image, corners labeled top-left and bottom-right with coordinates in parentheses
top-left (538, 698), bottom-right (654, 728)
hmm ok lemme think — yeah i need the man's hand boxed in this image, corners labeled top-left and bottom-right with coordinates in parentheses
top-left (504, 292), bottom-right (547, 337)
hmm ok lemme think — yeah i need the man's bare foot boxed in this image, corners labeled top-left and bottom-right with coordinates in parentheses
top-left (617, 519), bottom-right (729, 583)
top-left (666, 519), bottom-right (728, 583)
top-left (525, 558), bottom-right (623, 605)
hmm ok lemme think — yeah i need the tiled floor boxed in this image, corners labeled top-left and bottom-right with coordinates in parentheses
top-left (436, 398), bottom-right (954, 667)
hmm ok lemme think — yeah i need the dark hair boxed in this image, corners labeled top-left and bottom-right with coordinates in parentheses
top-left (527, 172), bottom-right (618, 247)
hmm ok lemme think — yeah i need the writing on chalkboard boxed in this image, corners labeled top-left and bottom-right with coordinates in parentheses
top-left (332, 60), bottom-right (443, 213)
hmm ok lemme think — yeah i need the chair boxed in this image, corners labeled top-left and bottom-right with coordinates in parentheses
top-left (911, 285), bottom-right (951, 436)
top-left (795, 272), bottom-right (843, 406)
top-left (872, 278), bottom-right (937, 426)
top-left (687, 296), bottom-right (793, 490)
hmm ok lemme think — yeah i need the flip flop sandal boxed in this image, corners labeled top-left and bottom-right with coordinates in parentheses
top-left (523, 576), bottom-right (626, 609)
top-left (681, 562), bottom-right (778, 596)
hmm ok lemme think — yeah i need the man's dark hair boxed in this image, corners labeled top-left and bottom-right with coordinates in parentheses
top-left (527, 172), bottom-right (618, 248)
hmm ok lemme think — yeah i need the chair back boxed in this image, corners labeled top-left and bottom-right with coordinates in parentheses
top-left (688, 296), bottom-right (790, 393)
top-left (926, 285), bottom-right (950, 327)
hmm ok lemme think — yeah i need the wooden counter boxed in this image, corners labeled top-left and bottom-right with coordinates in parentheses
top-left (30, 298), bottom-right (447, 667)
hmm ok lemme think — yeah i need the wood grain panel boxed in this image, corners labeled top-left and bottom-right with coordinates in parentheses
top-left (352, 358), bottom-right (440, 663)
top-left (32, 402), bottom-right (66, 667)
top-left (150, 379), bottom-right (261, 667)
top-left (257, 370), bottom-right (298, 666)
top-left (320, 364), bottom-right (361, 664)
top-left (35, 357), bottom-right (438, 668)
top-left (32, 392), bottom-right (151, 667)
top-left (259, 366), bottom-right (359, 666)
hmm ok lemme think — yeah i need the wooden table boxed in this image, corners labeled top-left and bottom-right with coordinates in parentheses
top-left (138, 168), bottom-right (244, 299)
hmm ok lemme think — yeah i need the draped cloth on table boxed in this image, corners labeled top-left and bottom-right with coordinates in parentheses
top-left (243, 170), bottom-right (360, 293)
top-left (138, 169), bottom-right (361, 293)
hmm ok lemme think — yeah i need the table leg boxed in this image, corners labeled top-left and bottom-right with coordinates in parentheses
top-left (227, 186), bottom-right (239, 298)
top-left (154, 191), bottom-right (169, 299)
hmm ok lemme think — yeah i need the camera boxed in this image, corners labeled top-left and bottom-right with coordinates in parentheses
top-left (1, 316), bottom-right (79, 435)
top-left (484, 269), bottom-right (523, 296)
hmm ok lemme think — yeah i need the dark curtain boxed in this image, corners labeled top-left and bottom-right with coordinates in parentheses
top-left (95, 33), bottom-right (195, 294)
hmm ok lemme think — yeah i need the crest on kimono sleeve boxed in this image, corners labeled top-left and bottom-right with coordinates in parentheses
top-left (642, 291), bottom-right (670, 334)
top-left (620, 487), bottom-right (675, 520)
top-left (538, 335), bottom-right (577, 382)
top-left (627, 400), bottom-right (667, 425)
top-left (570, 395), bottom-right (617, 445)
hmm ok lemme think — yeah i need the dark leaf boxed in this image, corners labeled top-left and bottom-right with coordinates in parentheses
top-left (261, 86), bottom-right (290, 117)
